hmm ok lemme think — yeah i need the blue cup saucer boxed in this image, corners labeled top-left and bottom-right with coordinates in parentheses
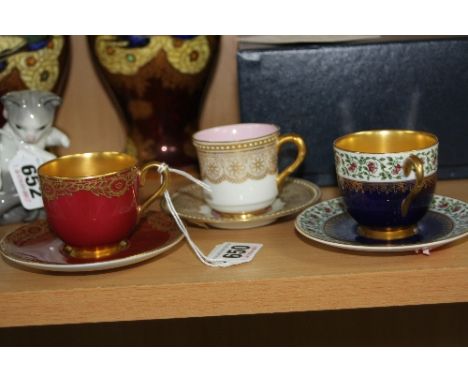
top-left (295, 195), bottom-right (468, 253)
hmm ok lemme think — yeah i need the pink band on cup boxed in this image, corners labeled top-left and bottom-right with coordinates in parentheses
top-left (193, 123), bottom-right (278, 142)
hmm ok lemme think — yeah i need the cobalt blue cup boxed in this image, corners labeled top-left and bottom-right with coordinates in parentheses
top-left (334, 130), bottom-right (438, 241)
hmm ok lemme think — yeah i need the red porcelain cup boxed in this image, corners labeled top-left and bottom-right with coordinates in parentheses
top-left (38, 152), bottom-right (169, 259)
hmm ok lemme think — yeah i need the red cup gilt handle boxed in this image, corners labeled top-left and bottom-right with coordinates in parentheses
top-left (137, 162), bottom-right (170, 219)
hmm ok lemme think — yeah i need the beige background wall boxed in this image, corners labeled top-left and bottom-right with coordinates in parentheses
top-left (56, 35), bottom-right (240, 156)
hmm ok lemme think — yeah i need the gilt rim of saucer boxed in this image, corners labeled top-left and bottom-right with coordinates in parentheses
top-left (1, 234), bottom-right (184, 272)
top-left (163, 177), bottom-right (321, 224)
top-left (0, 212), bottom-right (184, 272)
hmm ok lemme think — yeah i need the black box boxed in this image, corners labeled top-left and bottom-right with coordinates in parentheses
top-left (237, 37), bottom-right (468, 186)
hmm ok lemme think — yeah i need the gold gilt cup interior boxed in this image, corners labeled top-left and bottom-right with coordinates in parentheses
top-left (39, 152), bottom-right (137, 178)
top-left (334, 129), bottom-right (438, 153)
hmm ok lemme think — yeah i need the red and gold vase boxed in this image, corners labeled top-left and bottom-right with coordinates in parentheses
top-left (0, 35), bottom-right (70, 124)
top-left (88, 35), bottom-right (220, 166)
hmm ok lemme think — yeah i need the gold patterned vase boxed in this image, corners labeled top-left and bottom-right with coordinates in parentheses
top-left (0, 35), bottom-right (70, 125)
top-left (88, 35), bottom-right (220, 166)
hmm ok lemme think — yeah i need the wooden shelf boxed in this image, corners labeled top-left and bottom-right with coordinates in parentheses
top-left (0, 179), bottom-right (467, 328)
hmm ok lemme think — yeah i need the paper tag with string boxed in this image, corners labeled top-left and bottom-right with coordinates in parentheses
top-left (158, 164), bottom-right (262, 267)
top-left (207, 242), bottom-right (262, 264)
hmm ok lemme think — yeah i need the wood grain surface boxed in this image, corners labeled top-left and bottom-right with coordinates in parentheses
top-left (0, 179), bottom-right (467, 328)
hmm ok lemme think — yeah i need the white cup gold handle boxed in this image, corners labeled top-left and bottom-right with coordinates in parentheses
top-left (276, 133), bottom-right (307, 189)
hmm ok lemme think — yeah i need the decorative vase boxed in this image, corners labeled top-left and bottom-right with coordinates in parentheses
top-left (88, 35), bottom-right (220, 166)
top-left (0, 36), bottom-right (70, 125)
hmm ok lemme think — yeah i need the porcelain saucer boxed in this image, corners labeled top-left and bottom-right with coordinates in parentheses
top-left (163, 177), bottom-right (321, 229)
top-left (295, 195), bottom-right (468, 253)
top-left (0, 211), bottom-right (183, 272)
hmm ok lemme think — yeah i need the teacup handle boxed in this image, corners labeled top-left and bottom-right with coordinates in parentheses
top-left (401, 154), bottom-right (424, 217)
top-left (276, 133), bottom-right (307, 189)
top-left (137, 162), bottom-right (170, 219)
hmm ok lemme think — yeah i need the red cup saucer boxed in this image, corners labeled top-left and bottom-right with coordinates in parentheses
top-left (0, 211), bottom-right (183, 272)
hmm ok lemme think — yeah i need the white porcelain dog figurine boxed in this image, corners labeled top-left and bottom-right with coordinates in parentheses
top-left (0, 90), bottom-right (70, 224)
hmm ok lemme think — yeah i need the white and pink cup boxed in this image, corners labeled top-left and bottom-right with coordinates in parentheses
top-left (193, 123), bottom-right (306, 216)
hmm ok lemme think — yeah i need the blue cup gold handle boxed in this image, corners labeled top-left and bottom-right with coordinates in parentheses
top-left (401, 155), bottom-right (425, 217)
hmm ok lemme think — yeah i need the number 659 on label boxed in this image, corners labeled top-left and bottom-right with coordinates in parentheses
top-left (207, 242), bottom-right (263, 264)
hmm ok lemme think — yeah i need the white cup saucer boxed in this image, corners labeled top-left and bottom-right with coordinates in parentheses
top-left (163, 177), bottom-right (321, 229)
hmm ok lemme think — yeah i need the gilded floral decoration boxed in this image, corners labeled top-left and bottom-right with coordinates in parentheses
top-left (198, 144), bottom-right (277, 184)
top-left (94, 36), bottom-right (211, 76)
top-left (41, 169), bottom-right (137, 201)
top-left (0, 36), bottom-right (65, 91)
